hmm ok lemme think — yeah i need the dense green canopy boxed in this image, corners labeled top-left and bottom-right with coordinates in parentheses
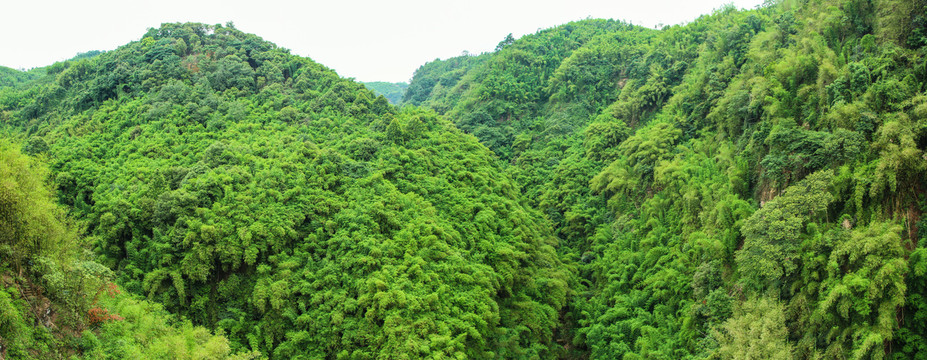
top-left (404, 0), bottom-right (927, 358)
top-left (2, 22), bottom-right (566, 358)
top-left (3, 0), bottom-right (927, 358)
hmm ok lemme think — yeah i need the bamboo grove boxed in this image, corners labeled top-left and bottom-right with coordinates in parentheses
top-left (2, 0), bottom-right (927, 358)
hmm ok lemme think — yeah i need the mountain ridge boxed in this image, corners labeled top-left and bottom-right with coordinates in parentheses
top-left (2, 0), bottom-right (927, 357)
top-left (1, 21), bottom-right (568, 359)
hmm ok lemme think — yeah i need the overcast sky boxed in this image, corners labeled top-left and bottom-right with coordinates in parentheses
top-left (0, 0), bottom-right (764, 83)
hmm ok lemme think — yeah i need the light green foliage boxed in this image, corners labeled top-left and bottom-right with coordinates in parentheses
top-left (737, 170), bottom-right (833, 290)
top-left (577, 138), bottom-right (753, 358)
top-left (814, 222), bottom-right (906, 359)
top-left (583, 118), bottom-right (631, 161)
top-left (591, 122), bottom-right (682, 199)
top-left (402, 54), bottom-right (489, 111)
top-left (899, 245), bottom-right (927, 357)
top-left (0, 142), bottom-right (75, 268)
top-left (362, 81), bottom-right (408, 105)
top-left (869, 113), bottom-right (926, 203)
top-left (713, 297), bottom-right (793, 360)
top-left (0, 66), bottom-right (45, 88)
top-left (86, 294), bottom-right (261, 359)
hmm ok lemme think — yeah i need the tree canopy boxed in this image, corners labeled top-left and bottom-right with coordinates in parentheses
top-left (2, 22), bottom-right (567, 359)
top-left (3, 0), bottom-right (927, 357)
top-left (403, 0), bottom-right (927, 357)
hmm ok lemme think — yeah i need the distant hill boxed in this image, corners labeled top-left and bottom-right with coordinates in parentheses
top-left (362, 81), bottom-right (408, 104)
top-left (0, 66), bottom-right (43, 88)
top-left (0, 51), bottom-right (104, 88)
top-left (68, 50), bottom-right (106, 61)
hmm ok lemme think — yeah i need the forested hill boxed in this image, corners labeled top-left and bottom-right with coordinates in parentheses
top-left (362, 81), bottom-right (408, 104)
top-left (2, 0), bottom-right (927, 358)
top-left (0, 66), bottom-right (43, 88)
top-left (405, 0), bottom-right (927, 358)
top-left (0, 22), bottom-right (567, 358)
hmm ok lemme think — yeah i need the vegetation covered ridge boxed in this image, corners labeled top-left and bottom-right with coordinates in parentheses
top-left (3, 0), bottom-right (927, 356)
top-left (404, 0), bottom-right (927, 358)
top-left (1, 22), bottom-right (568, 358)
top-left (362, 81), bottom-right (408, 105)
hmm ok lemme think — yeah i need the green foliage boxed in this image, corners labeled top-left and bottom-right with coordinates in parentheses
top-left (0, 66), bottom-right (45, 88)
top-left (0, 142), bottom-right (75, 270)
top-left (402, 53), bottom-right (488, 109)
top-left (898, 244), bottom-right (927, 357)
top-left (0, 138), bottom-right (250, 359)
top-left (713, 297), bottom-right (792, 360)
top-left (0, 286), bottom-right (36, 358)
top-left (362, 81), bottom-right (408, 105)
top-left (1, 22), bottom-right (568, 359)
top-left (4, 0), bottom-right (927, 357)
top-left (737, 170), bottom-right (833, 291)
top-left (402, 0), bottom-right (927, 358)
top-left (591, 122), bottom-right (682, 198)
top-left (86, 293), bottom-right (261, 359)
top-left (812, 222), bottom-right (906, 358)
top-left (583, 118), bottom-right (630, 162)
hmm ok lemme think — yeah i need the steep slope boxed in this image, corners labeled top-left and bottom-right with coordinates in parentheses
top-left (0, 23), bottom-right (568, 358)
top-left (407, 0), bottom-right (927, 358)
top-left (401, 52), bottom-right (490, 111)
top-left (0, 140), bottom-right (256, 359)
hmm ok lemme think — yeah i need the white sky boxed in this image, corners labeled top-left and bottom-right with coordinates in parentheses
top-left (0, 0), bottom-right (764, 83)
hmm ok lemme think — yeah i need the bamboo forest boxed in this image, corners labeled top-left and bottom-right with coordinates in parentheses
top-left (2, 0), bottom-right (927, 358)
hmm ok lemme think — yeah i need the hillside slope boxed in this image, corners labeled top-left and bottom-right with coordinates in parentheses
top-left (0, 140), bottom-right (257, 359)
top-left (3, 0), bottom-right (927, 357)
top-left (1, 22), bottom-right (568, 358)
top-left (406, 0), bottom-right (927, 358)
